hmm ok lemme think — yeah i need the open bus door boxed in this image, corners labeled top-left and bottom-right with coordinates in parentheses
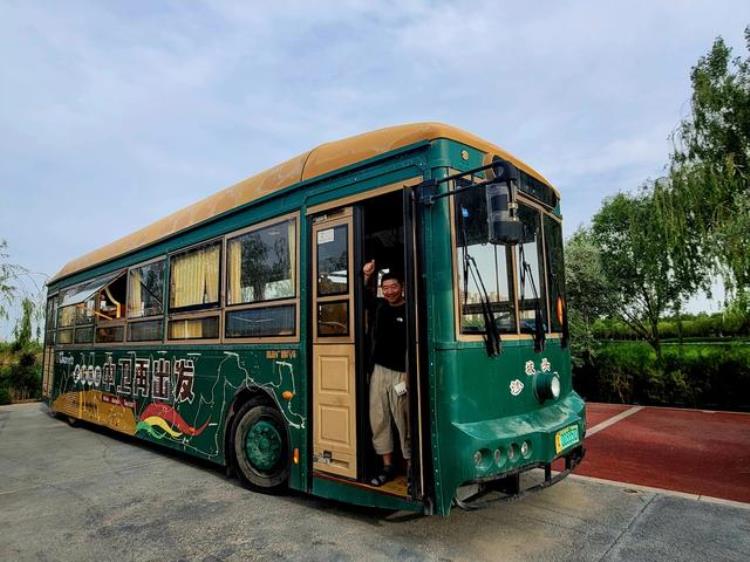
top-left (310, 188), bottom-right (426, 507)
top-left (311, 207), bottom-right (358, 478)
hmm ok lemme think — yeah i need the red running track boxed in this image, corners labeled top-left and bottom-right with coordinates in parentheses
top-left (568, 403), bottom-right (750, 503)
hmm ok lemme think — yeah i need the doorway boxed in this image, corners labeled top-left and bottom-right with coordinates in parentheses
top-left (311, 189), bottom-right (415, 497)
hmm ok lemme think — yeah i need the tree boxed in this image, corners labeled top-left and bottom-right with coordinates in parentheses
top-left (0, 239), bottom-right (23, 321)
top-left (564, 227), bottom-right (610, 364)
top-left (666, 27), bottom-right (750, 289)
top-left (12, 298), bottom-right (34, 352)
top-left (591, 189), bottom-right (694, 358)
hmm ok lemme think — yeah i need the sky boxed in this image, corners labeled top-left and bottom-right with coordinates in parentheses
top-left (1, 0), bottom-right (749, 338)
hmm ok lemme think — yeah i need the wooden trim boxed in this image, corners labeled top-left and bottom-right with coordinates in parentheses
top-left (306, 177), bottom-right (422, 216)
top-left (311, 214), bottom-right (354, 345)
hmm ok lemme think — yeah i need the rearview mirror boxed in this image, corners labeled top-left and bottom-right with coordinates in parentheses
top-left (486, 160), bottom-right (522, 244)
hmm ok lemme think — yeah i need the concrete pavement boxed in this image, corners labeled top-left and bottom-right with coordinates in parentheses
top-left (1, 402), bottom-right (748, 562)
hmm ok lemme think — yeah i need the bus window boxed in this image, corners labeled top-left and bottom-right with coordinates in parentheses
top-left (544, 215), bottom-right (565, 332)
top-left (96, 274), bottom-right (126, 321)
top-left (45, 296), bottom-right (57, 345)
top-left (169, 242), bottom-right (221, 310)
top-left (96, 325), bottom-right (125, 343)
top-left (317, 225), bottom-right (349, 296)
top-left (454, 181), bottom-right (516, 333)
top-left (128, 260), bottom-right (165, 319)
top-left (227, 219), bottom-right (295, 305)
top-left (225, 305), bottom-right (296, 338)
top-left (168, 315), bottom-right (219, 340)
top-left (225, 218), bottom-right (297, 340)
top-left (128, 319), bottom-right (164, 342)
top-left (515, 204), bottom-right (548, 333)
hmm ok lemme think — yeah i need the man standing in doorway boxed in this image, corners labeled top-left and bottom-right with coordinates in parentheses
top-left (363, 259), bottom-right (410, 486)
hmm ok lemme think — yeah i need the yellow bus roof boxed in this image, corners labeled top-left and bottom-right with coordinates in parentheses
top-left (50, 122), bottom-right (555, 284)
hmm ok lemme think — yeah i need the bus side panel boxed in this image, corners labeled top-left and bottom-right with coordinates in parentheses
top-left (48, 346), bottom-right (308, 491)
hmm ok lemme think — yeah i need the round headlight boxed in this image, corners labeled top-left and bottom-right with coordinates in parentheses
top-left (550, 375), bottom-right (561, 399)
top-left (534, 372), bottom-right (561, 403)
top-left (520, 441), bottom-right (529, 457)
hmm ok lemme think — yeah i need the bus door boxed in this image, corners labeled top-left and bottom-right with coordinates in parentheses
top-left (311, 207), bottom-right (358, 478)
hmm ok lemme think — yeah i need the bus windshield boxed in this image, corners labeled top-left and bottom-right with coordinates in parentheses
top-left (454, 182), bottom-right (564, 338)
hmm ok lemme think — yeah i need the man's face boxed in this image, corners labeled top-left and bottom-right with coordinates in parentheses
top-left (381, 278), bottom-right (403, 305)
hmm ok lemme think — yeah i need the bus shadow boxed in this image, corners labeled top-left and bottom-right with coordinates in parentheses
top-left (54, 411), bottom-right (424, 524)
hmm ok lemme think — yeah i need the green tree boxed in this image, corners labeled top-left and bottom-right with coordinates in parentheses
top-left (666, 27), bottom-right (750, 289)
top-left (12, 298), bottom-right (34, 352)
top-left (565, 227), bottom-right (610, 365)
top-left (0, 239), bottom-right (23, 321)
top-left (591, 189), bottom-right (693, 358)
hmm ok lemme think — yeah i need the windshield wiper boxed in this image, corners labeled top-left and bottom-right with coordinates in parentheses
top-left (459, 205), bottom-right (501, 356)
top-left (518, 242), bottom-right (546, 353)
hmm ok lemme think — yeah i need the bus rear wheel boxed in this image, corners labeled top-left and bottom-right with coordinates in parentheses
top-left (231, 399), bottom-right (290, 494)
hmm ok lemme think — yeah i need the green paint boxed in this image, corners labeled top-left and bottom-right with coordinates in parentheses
top-left (245, 420), bottom-right (282, 472)
top-left (48, 134), bottom-right (584, 516)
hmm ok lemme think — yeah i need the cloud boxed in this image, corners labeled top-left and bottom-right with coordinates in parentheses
top-left (1, 0), bottom-right (749, 336)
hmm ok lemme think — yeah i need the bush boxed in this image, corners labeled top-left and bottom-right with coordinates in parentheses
top-left (591, 312), bottom-right (750, 341)
top-left (573, 342), bottom-right (750, 411)
top-left (0, 386), bottom-right (10, 406)
top-left (0, 346), bottom-right (42, 402)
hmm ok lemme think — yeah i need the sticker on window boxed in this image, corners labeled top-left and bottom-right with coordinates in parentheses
top-left (317, 229), bottom-right (335, 245)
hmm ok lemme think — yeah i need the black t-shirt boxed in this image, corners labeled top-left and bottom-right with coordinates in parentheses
top-left (371, 300), bottom-right (407, 372)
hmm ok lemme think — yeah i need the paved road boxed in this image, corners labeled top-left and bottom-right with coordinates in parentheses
top-left (575, 403), bottom-right (750, 503)
top-left (1, 403), bottom-right (748, 562)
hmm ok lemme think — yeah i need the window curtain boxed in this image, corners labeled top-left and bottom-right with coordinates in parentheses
top-left (170, 244), bottom-right (220, 308)
top-left (228, 240), bottom-right (242, 305)
top-left (170, 318), bottom-right (208, 339)
top-left (128, 269), bottom-right (143, 317)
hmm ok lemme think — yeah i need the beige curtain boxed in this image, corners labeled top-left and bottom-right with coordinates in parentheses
top-left (170, 244), bottom-right (220, 308)
top-left (228, 240), bottom-right (242, 305)
top-left (128, 269), bottom-right (143, 317)
top-left (169, 318), bottom-right (207, 339)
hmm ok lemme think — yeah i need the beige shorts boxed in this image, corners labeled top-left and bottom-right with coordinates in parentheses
top-left (369, 363), bottom-right (410, 459)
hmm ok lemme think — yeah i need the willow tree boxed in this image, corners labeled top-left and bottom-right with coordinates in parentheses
top-left (591, 189), bottom-right (698, 358)
top-left (565, 227), bottom-right (610, 364)
top-left (664, 27), bottom-right (750, 290)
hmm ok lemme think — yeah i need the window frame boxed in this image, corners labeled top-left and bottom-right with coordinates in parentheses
top-left (448, 170), bottom-right (564, 343)
top-left (168, 238), bottom-right (223, 314)
top-left (51, 212), bottom-right (301, 347)
top-left (223, 212), bottom-right (300, 344)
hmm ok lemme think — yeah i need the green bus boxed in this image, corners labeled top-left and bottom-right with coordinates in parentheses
top-left (43, 123), bottom-right (585, 516)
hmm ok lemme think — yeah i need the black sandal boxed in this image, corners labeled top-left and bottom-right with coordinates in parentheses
top-left (370, 465), bottom-right (396, 487)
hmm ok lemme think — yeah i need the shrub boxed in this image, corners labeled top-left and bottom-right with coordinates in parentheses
top-left (0, 386), bottom-right (10, 406)
top-left (573, 342), bottom-right (750, 411)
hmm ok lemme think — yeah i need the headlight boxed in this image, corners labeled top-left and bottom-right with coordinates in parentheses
top-left (550, 375), bottom-right (561, 399)
top-left (534, 372), bottom-right (561, 403)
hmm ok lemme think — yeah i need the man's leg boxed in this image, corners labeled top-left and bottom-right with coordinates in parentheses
top-left (369, 364), bottom-right (395, 485)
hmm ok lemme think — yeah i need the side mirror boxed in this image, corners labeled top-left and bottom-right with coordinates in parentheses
top-left (486, 160), bottom-right (522, 244)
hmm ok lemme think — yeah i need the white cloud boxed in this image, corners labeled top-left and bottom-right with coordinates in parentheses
top-left (1, 0), bottom-right (749, 337)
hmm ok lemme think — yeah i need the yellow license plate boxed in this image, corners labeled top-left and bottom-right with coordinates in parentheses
top-left (555, 425), bottom-right (580, 454)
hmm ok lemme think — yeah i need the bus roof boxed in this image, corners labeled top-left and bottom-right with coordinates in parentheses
top-left (50, 122), bottom-right (555, 284)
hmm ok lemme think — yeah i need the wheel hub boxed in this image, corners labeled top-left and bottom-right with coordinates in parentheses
top-left (245, 420), bottom-right (282, 472)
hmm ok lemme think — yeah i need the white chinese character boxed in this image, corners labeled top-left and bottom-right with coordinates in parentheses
top-left (510, 379), bottom-right (524, 396)
top-left (524, 360), bottom-right (536, 376)
top-left (541, 358), bottom-right (551, 373)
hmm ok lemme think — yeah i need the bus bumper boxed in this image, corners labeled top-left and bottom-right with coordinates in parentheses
top-left (444, 392), bottom-right (587, 511)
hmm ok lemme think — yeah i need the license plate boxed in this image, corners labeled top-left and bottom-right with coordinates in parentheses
top-left (555, 425), bottom-right (580, 454)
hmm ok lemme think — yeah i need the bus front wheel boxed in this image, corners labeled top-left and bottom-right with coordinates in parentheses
top-left (231, 398), bottom-right (290, 494)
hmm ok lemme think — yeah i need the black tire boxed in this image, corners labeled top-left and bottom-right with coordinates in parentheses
top-left (231, 398), bottom-right (290, 494)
